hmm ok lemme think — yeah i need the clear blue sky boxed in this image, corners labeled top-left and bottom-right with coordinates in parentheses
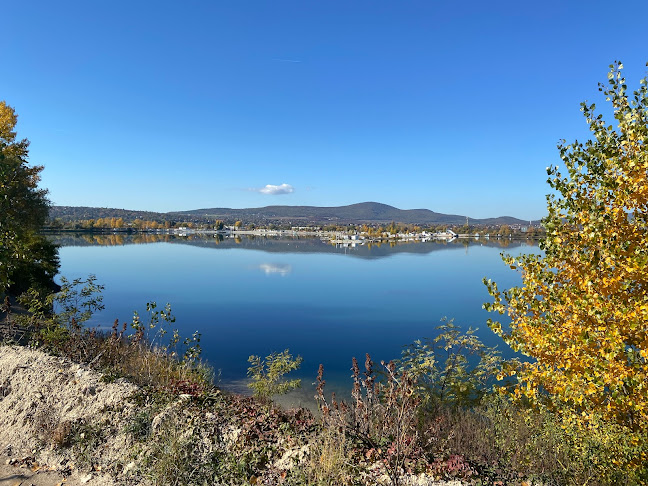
top-left (3, 1), bottom-right (647, 220)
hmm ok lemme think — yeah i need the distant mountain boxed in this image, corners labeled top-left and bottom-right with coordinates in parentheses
top-left (170, 202), bottom-right (531, 226)
top-left (50, 202), bottom-right (534, 226)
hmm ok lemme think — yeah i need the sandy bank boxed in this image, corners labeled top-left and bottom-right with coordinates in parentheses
top-left (0, 345), bottom-right (137, 485)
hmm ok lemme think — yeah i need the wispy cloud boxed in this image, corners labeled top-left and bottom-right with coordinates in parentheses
top-left (272, 58), bottom-right (302, 63)
top-left (254, 183), bottom-right (295, 195)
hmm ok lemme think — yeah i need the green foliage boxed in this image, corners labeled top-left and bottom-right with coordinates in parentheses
top-left (129, 301), bottom-right (176, 347)
top-left (247, 349), bottom-right (302, 400)
top-left (18, 275), bottom-right (208, 393)
top-left (66, 420), bottom-right (110, 470)
top-left (125, 410), bottom-right (154, 442)
top-left (20, 275), bottom-right (105, 352)
top-left (128, 301), bottom-right (202, 366)
top-left (0, 101), bottom-right (58, 295)
top-left (16, 286), bottom-right (54, 325)
top-left (53, 275), bottom-right (105, 326)
top-left (398, 319), bottom-right (503, 409)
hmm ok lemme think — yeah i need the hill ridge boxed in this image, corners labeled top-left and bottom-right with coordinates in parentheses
top-left (50, 202), bottom-right (535, 226)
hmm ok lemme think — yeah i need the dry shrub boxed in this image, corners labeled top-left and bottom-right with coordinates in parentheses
top-left (33, 407), bottom-right (61, 446)
top-left (307, 426), bottom-right (356, 485)
top-left (50, 420), bottom-right (74, 447)
top-left (316, 357), bottom-right (431, 486)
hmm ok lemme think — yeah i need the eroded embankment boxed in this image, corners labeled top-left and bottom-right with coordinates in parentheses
top-left (0, 345), bottom-right (319, 486)
top-left (0, 345), bottom-right (137, 485)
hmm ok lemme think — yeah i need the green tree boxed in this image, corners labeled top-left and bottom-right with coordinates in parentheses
top-left (247, 349), bottom-right (302, 401)
top-left (484, 62), bottom-right (648, 475)
top-left (398, 320), bottom-right (502, 409)
top-left (0, 101), bottom-right (58, 295)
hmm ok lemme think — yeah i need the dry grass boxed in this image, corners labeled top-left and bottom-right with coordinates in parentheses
top-left (306, 426), bottom-right (357, 485)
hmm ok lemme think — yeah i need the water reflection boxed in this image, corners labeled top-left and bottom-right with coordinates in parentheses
top-left (47, 232), bottom-right (539, 259)
top-left (258, 263), bottom-right (292, 276)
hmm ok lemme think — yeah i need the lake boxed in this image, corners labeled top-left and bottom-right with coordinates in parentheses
top-left (50, 233), bottom-right (539, 403)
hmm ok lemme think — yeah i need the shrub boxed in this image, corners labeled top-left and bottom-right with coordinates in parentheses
top-left (316, 357), bottom-right (430, 486)
top-left (398, 319), bottom-right (503, 410)
top-left (247, 349), bottom-right (302, 401)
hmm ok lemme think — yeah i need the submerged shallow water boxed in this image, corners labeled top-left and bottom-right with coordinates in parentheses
top-left (51, 233), bottom-right (539, 403)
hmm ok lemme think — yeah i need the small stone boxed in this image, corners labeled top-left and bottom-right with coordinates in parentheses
top-left (80, 473), bottom-right (93, 483)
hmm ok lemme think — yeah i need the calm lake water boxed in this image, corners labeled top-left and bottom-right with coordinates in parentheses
top-left (50, 233), bottom-right (540, 402)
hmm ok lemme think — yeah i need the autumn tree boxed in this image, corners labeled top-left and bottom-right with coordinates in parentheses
top-left (0, 101), bottom-right (58, 295)
top-left (484, 63), bottom-right (648, 471)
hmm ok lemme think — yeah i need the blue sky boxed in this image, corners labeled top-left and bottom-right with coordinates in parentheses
top-left (3, 1), bottom-right (647, 220)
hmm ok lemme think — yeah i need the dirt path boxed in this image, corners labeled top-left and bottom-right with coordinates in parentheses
top-left (0, 454), bottom-right (109, 486)
top-left (0, 455), bottom-right (69, 486)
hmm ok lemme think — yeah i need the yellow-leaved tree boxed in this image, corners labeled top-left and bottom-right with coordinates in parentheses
top-left (485, 62), bottom-right (648, 476)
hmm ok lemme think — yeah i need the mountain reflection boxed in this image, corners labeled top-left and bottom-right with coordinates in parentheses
top-left (46, 232), bottom-right (538, 259)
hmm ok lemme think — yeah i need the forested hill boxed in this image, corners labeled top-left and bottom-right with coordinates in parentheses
top-left (50, 202), bottom-right (532, 226)
top-left (50, 206), bottom-right (168, 222)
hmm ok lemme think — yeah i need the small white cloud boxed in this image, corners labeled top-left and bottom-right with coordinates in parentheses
top-left (257, 183), bottom-right (294, 195)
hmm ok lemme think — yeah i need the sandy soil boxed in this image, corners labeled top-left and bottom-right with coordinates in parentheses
top-left (0, 346), bottom-right (137, 486)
